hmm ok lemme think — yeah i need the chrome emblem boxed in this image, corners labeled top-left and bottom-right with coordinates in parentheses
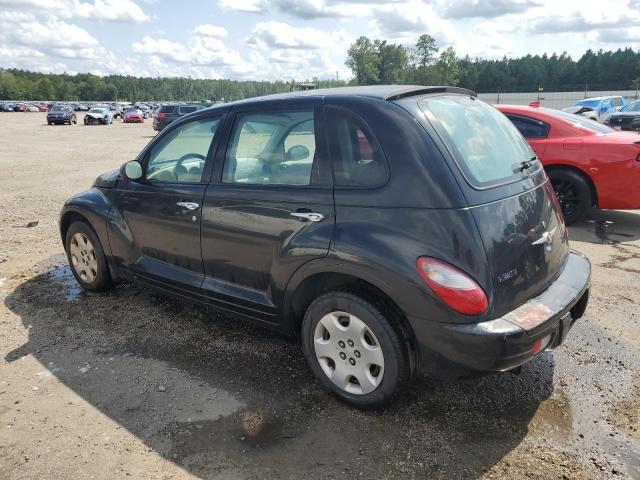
top-left (532, 226), bottom-right (557, 251)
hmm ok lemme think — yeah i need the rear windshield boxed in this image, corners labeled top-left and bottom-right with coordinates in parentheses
top-left (419, 95), bottom-right (539, 188)
top-left (621, 101), bottom-right (640, 112)
top-left (159, 105), bottom-right (177, 114)
top-left (179, 105), bottom-right (199, 114)
top-left (576, 99), bottom-right (602, 108)
top-left (51, 105), bottom-right (70, 112)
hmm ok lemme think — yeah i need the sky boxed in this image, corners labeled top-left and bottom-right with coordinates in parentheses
top-left (0, 0), bottom-right (639, 81)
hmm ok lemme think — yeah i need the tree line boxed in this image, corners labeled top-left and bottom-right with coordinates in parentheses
top-left (1, 36), bottom-right (640, 102)
top-left (346, 35), bottom-right (640, 93)
top-left (0, 70), bottom-right (347, 102)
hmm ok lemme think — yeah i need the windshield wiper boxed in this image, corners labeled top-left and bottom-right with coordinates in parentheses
top-left (513, 156), bottom-right (538, 173)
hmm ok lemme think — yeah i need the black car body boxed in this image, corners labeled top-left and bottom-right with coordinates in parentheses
top-left (606, 100), bottom-right (640, 130)
top-left (47, 105), bottom-right (76, 125)
top-left (60, 86), bottom-right (591, 408)
top-left (153, 103), bottom-right (204, 131)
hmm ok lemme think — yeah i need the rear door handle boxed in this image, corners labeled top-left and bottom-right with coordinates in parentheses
top-left (290, 211), bottom-right (324, 222)
top-left (176, 202), bottom-right (200, 210)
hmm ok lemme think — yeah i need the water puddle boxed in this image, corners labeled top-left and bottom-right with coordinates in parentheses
top-left (587, 219), bottom-right (634, 244)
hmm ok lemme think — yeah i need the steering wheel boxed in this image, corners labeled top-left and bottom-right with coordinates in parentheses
top-left (173, 153), bottom-right (206, 180)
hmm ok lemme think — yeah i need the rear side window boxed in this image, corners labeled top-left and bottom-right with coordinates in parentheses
top-left (326, 107), bottom-right (388, 187)
top-left (419, 95), bottom-right (538, 188)
top-left (506, 114), bottom-right (549, 139)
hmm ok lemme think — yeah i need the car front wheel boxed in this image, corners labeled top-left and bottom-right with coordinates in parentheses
top-left (302, 291), bottom-right (412, 409)
top-left (65, 221), bottom-right (114, 292)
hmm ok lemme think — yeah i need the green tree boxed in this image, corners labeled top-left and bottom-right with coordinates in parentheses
top-left (411, 34), bottom-right (438, 68)
top-left (374, 40), bottom-right (409, 84)
top-left (436, 47), bottom-right (460, 86)
top-left (345, 36), bottom-right (379, 85)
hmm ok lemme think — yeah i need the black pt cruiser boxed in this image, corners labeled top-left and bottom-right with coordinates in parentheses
top-left (60, 86), bottom-right (591, 409)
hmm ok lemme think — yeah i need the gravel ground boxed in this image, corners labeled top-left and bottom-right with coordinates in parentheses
top-left (0, 112), bottom-right (639, 480)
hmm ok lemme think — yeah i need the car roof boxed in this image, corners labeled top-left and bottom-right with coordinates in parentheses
top-left (193, 85), bottom-right (476, 116)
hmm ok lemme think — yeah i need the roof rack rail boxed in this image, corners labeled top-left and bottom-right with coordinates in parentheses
top-left (385, 86), bottom-right (477, 101)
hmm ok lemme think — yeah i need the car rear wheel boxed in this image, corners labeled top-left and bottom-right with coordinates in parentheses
top-left (65, 221), bottom-right (114, 292)
top-left (301, 291), bottom-right (412, 409)
top-left (548, 169), bottom-right (593, 225)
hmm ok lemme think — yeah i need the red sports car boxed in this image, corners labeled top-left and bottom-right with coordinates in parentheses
top-left (497, 104), bottom-right (640, 224)
top-left (123, 108), bottom-right (144, 123)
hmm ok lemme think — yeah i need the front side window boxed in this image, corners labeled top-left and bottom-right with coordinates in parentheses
top-left (145, 117), bottom-right (220, 183)
top-left (506, 115), bottom-right (549, 139)
top-left (222, 109), bottom-right (316, 186)
top-left (419, 95), bottom-right (539, 188)
top-left (326, 108), bottom-right (388, 187)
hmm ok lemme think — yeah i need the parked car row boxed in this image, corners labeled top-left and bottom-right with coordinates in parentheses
top-left (1, 102), bottom-right (49, 112)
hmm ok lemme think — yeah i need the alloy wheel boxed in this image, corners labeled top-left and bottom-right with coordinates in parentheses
top-left (552, 179), bottom-right (580, 218)
top-left (313, 311), bottom-right (385, 395)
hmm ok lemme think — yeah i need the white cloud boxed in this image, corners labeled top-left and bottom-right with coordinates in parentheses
top-left (440, 0), bottom-right (541, 19)
top-left (132, 36), bottom-right (190, 63)
top-left (247, 21), bottom-right (335, 49)
top-left (0, 0), bottom-right (150, 23)
top-left (193, 24), bottom-right (229, 37)
top-left (218, 0), bottom-right (266, 13)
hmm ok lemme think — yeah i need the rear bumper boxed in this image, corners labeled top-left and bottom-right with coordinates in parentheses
top-left (411, 250), bottom-right (591, 377)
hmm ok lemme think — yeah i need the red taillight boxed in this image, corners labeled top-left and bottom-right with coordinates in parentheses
top-left (416, 257), bottom-right (489, 316)
top-left (157, 112), bottom-right (166, 118)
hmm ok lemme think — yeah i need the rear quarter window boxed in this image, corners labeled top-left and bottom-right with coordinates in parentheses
top-left (505, 114), bottom-right (550, 139)
top-left (325, 107), bottom-right (388, 188)
top-left (419, 95), bottom-right (539, 189)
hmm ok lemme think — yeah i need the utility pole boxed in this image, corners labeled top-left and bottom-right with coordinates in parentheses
top-left (336, 71), bottom-right (339, 83)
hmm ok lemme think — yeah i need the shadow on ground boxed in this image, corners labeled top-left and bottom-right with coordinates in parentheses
top-left (4, 258), bottom-right (556, 479)
top-left (570, 209), bottom-right (640, 244)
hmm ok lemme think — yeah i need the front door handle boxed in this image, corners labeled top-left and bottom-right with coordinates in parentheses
top-left (176, 202), bottom-right (200, 211)
top-left (290, 211), bottom-right (324, 222)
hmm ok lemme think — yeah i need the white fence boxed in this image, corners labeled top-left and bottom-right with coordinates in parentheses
top-left (478, 90), bottom-right (640, 109)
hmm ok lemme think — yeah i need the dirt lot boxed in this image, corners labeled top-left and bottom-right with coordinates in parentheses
top-left (0, 112), bottom-right (639, 480)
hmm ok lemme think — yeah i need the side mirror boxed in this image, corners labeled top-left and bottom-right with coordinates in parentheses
top-left (285, 145), bottom-right (310, 161)
top-left (121, 160), bottom-right (143, 180)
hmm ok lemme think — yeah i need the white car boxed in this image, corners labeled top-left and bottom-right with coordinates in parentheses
top-left (562, 105), bottom-right (599, 122)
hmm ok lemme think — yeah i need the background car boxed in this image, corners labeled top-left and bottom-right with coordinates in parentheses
top-left (498, 104), bottom-right (640, 223)
top-left (562, 105), bottom-right (598, 121)
top-left (123, 107), bottom-right (144, 123)
top-left (84, 107), bottom-right (113, 125)
top-left (47, 104), bottom-right (77, 125)
top-left (573, 95), bottom-right (626, 122)
top-left (605, 99), bottom-right (640, 131)
top-left (0, 102), bottom-right (16, 111)
top-left (153, 103), bottom-right (204, 131)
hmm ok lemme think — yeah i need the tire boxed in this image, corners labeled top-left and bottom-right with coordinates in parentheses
top-left (548, 169), bottom-right (593, 225)
top-left (65, 221), bottom-right (114, 292)
top-left (301, 291), bottom-right (412, 409)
